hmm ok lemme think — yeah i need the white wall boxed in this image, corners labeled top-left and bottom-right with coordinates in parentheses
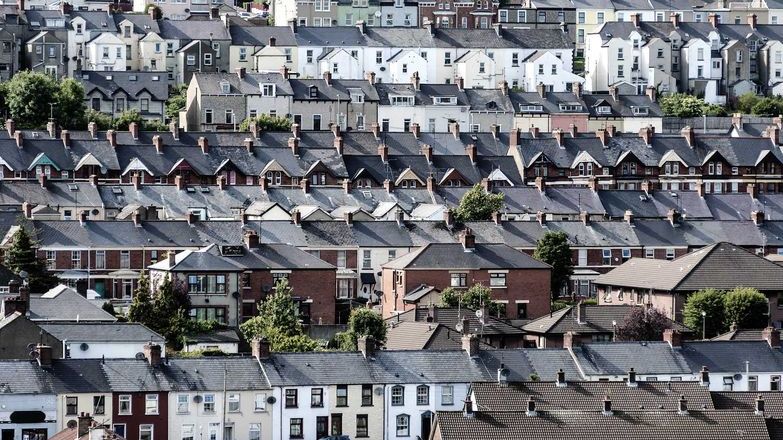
top-left (65, 341), bottom-right (165, 359)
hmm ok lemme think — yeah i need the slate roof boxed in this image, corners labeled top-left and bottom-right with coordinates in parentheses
top-left (158, 19), bottom-right (230, 40)
top-left (712, 392), bottom-right (783, 417)
top-left (679, 341), bottom-right (783, 373)
top-left (470, 381), bottom-right (714, 412)
top-left (389, 307), bottom-right (525, 337)
top-left (572, 341), bottom-right (693, 376)
top-left (434, 410), bottom-right (771, 440)
top-left (29, 286), bottom-right (117, 321)
top-left (78, 70), bottom-right (169, 101)
top-left (383, 242), bottom-right (551, 270)
top-left (38, 322), bottom-right (164, 342)
top-left (229, 25), bottom-right (297, 46)
top-left (594, 242), bottom-right (783, 292)
top-left (163, 358), bottom-right (270, 391)
top-left (523, 304), bottom-right (691, 335)
top-left (711, 329), bottom-right (766, 341)
top-left (0, 181), bottom-right (103, 208)
top-left (0, 360), bottom-right (55, 394)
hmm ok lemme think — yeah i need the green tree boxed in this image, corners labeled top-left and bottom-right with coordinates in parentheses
top-left (723, 287), bottom-right (768, 329)
top-left (533, 231), bottom-right (572, 299)
top-left (703, 104), bottom-right (728, 116)
top-left (453, 184), bottom-right (504, 222)
top-left (440, 283), bottom-right (501, 316)
top-left (615, 307), bottom-right (673, 341)
top-left (683, 288), bottom-right (726, 338)
top-left (142, 119), bottom-right (168, 131)
top-left (127, 273), bottom-right (191, 349)
top-left (4, 221), bottom-right (57, 292)
top-left (239, 114), bottom-right (293, 132)
top-left (239, 279), bottom-right (319, 352)
top-left (55, 78), bottom-right (87, 129)
top-left (337, 308), bottom-right (387, 351)
top-left (165, 84), bottom-right (187, 120)
top-left (84, 109), bottom-right (113, 130)
top-left (659, 93), bottom-right (709, 117)
top-left (736, 93), bottom-right (761, 114)
top-left (5, 71), bottom-right (59, 128)
top-left (752, 97), bottom-right (783, 116)
top-left (112, 109), bottom-right (144, 130)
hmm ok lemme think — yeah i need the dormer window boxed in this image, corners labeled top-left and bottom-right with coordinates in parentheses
top-left (220, 81), bottom-right (230, 94)
top-left (434, 96), bottom-right (456, 105)
top-left (559, 103), bottom-right (582, 112)
top-left (391, 95), bottom-right (414, 106)
top-left (523, 104), bottom-right (543, 112)
top-left (631, 106), bottom-right (649, 116)
top-left (309, 86), bottom-right (318, 99)
top-left (261, 84), bottom-right (275, 96)
top-left (75, 23), bottom-right (83, 34)
top-left (123, 25), bottom-right (131, 38)
top-left (596, 105), bottom-right (611, 115)
top-left (349, 89), bottom-right (364, 103)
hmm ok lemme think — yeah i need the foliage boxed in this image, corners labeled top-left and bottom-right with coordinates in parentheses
top-left (551, 300), bottom-right (569, 311)
top-left (144, 3), bottom-right (160, 13)
top-left (336, 308), bottom-right (387, 351)
top-left (723, 287), bottom-right (768, 329)
top-left (533, 231), bottom-right (573, 298)
top-left (440, 283), bottom-right (501, 316)
top-left (616, 307), bottom-right (673, 341)
top-left (102, 302), bottom-right (117, 316)
top-left (582, 298), bottom-right (598, 305)
top-left (453, 184), bottom-right (504, 222)
top-left (127, 273), bottom-right (192, 350)
top-left (751, 97), bottom-right (783, 116)
top-left (142, 119), bottom-right (168, 131)
top-left (55, 78), bottom-right (87, 129)
top-left (176, 349), bottom-right (228, 358)
top-left (659, 93), bottom-right (729, 118)
top-left (239, 279), bottom-right (318, 352)
top-left (529, 373), bottom-right (540, 381)
top-left (4, 221), bottom-right (57, 292)
top-left (736, 93), bottom-right (761, 114)
top-left (84, 109), bottom-right (113, 130)
top-left (5, 71), bottom-right (59, 128)
top-left (683, 288), bottom-right (726, 338)
top-left (112, 109), bottom-right (144, 131)
top-left (165, 84), bottom-right (188, 120)
top-left (239, 114), bottom-right (293, 132)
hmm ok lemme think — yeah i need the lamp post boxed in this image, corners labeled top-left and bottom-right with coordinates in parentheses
top-left (701, 310), bottom-right (707, 340)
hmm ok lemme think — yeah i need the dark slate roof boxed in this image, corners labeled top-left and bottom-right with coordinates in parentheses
top-left (0, 181), bottom-right (103, 208)
top-left (595, 242), bottom-right (783, 292)
top-left (193, 72), bottom-right (293, 96)
top-left (229, 24), bottom-right (297, 46)
top-left (434, 410), bottom-right (771, 440)
top-left (158, 19), bottom-right (230, 40)
top-left (523, 304), bottom-right (691, 335)
top-left (712, 392), bottom-right (783, 417)
top-left (289, 79), bottom-right (380, 102)
top-left (477, 349), bottom-right (582, 382)
top-left (600, 190), bottom-right (712, 219)
top-left (47, 359), bottom-right (111, 393)
top-left (0, 360), bottom-right (55, 394)
top-left (100, 359), bottom-right (172, 392)
top-left (711, 329), bottom-right (766, 341)
top-left (259, 351), bottom-right (379, 386)
top-left (582, 94), bottom-right (663, 118)
top-left (465, 89), bottom-right (514, 112)
top-left (71, 11), bottom-right (118, 31)
top-left (113, 13), bottom-right (160, 34)
top-left (374, 83), bottom-right (469, 106)
top-left (679, 341), bottom-right (783, 373)
top-left (77, 70), bottom-right (169, 101)
top-left (470, 381), bottom-right (714, 412)
top-left (38, 322), bottom-right (163, 342)
top-left (383, 242), bottom-right (551, 270)
top-left (163, 358), bottom-right (270, 391)
top-left (390, 307), bottom-right (524, 337)
top-left (572, 342), bottom-right (693, 376)
top-left (30, 286), bottom-right (117, 321)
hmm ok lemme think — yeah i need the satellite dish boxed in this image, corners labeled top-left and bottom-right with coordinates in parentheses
top-left (29, 350), bottom-right (40, 360)
top-left (193, 395), bottom-right (203, 403)
top-left (80, 343), bottom-right (89, 351)
top-left (134, 352), bottom-right (146, 360)
top-left (26, 343), bottom-right (36, 351)
top-left (266, 396), bottom-right (277, 404)
top-left (455, 322), bottom-right (463, 332)
top-left (475, 309), bottom-right (484, 319)
top-left (19, 270), bottom-right (28, 280)
top-left (374, 386), bottom-right (384, 396)
top-left (67, 420), bottom-right (77, 429)
top-left (733, 373), bottom-right (743, 381)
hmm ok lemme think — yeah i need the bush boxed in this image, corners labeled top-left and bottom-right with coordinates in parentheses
top-left (239, 114), bottom-right (292, 132)
top-left (736, 93), bottom-right (760, 114)
top-left (453, 184), bottom-right (504, 221)
top-left (751, 97), bottom-right (783, 116)
top-left (724, 287), bottom-right (768, 329)
top-left (683, 288), bottom-right (725, 338)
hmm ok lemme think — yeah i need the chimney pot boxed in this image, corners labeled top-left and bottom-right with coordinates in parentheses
top-left (143, 342), bottom-right (162, 367)
top-left (663, 328), bottom-right (682, 347)
top-left (461, 334), bottom-right (479, 357)
top-left (251, 338), bottom-right (271, 359)
top-left (358, 335), bottom-right (375, 358)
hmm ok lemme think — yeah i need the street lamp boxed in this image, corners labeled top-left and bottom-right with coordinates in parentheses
top-left (701, 310), bottom-right (707, 340)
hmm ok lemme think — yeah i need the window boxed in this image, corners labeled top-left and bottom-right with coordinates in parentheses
top-left (66, 396), bottom-right (78, 415)
top-left (441, 385), bottom-right (454, 405)
top-left (416, 385), bottom-right (429, 405)
top-left (189, 307), bottom-right (226, 324)
top-left (450, 273), bottom-right (467, 287)
top-left (388, 250), bottom-right (397, 261)
top-left (181, 425), bottom-right (194, 440)
top-left (139, 425), bottom-right (153, 440)
top-left (286, 389), bottom-right (298, 408)
top-left (336, 385), bottom-right (348, 407)
top-left (177, 394), bottom-right (189, 414)
top-left (358, 384), bottom-right (373, 406)
top-left (723, 376), bottom-right (734, 391)
top-left (391, 385), bottom-right (404, 406)
top-left (489, 272), bottom-right (506, 287)
top-left (290, 419), bottom-right (303, 439)
top-left (356, 415), bottom-right (369, 438)
top-left (396, 414), bottom-right (410, 437)
top-left (204, 394), bottom-right (215, 413)
top-left (120, 250), bottom-right (130, 269)
top-left (248, 424), bottom-right (260, 440)
top-left (362, 250), bottom-right (371, 269)
top-left (622, 248), bottom-right (631, 262)
top-left (748, 375), bottom-right (758, 391)
top-left (119, 395), bottom-right (131, 414)
top-left (254, 394), bottom-right (266, 411)
top-left (331, 414), bottom-right (342, 436)
top-left (140, 98), bottom-right (149, 112)
top-left (227, 394), bottom-right (240, 412)
top-left (666, 248), bottom-right (675, 260)
top-left (93, 396), bottom-right (105, 415)
top-left (187, 274), bottom-right (227, 294)
top-left (773, 376), bottom-right (781, 391)
top-left (309, 388), bottom-right (324, 407)
top-left (602, 249), bottom-right (612, 265)
top-left (186, 55), bottom-right (196, 66)
top-left (46, 251), bottom-right (56, 270)
top-left (145, 394), bottom-right (159, 415)
top-left (204, 109), bottom-right (213, 124)
top-left (337, 250), bottom-right (347, 268)
top-left (645, 248), bottom-right (655, 259)
top-left (479, 62), bottom-right (485, 73)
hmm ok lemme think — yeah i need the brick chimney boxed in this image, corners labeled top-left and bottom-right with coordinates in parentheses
top-left (500, 80), bottom-right (509, 96)
top-left (667, 208), bottom-right (680, 226)
top-left (569, 124), bottom-right (578, 138)
top-left (365, 71), bottom-right (376, 85)
top-left (384, 179), bottom-right (394, 193)
top-left (450, 122), bottom-right (460, 140)
top-left (153, 135), bottom-right (163, 154)
top-left (553, 128), bottom-right (564, 147)
top-left (492, 211), bottom-right (502, 225)
top-left (292, 123), bottom-right (301, 139)
top-left (47, 119), bottom-right (57, 138)
top-left (443, 208), bottom-right (454, 227)
top-left (344, 211), bottom-right (354, 225)
top-left (641, 180), bottom-right (653, 196)
top-left (421, 144), bottom-right (432, 162)
top-left (461, 334), bottom-right (479, 357)
top-left (288, 137), bottom-right (299, 156)
top-left (624, 210), bottom-right (633, 224)
top-left (752, 210), bottom-right (764, 225)
top-left (608, 85), bottom-right (619, 101)
top-left (639, 126), bottom-right (653, 145)
top-left (300, 178), bottom-right (310, 194)
top-left (371, 122), bottom-right (380, 138)
top-left (536, 82), bottom-right (546, 99)
top-left (170, 121), bottom-right (180, 140)
top-left (460, 228), bottom-right (475, 251)
top-left (763, 326), bottom-right (780, 347)
top-left (244, 230), bottom-right (259, 249)
top-left (291, 209), bottom-right (301, 226)
top-left (323, 71), bottom-right (332, 86)
top-left (251, 338), bottom-right (271, 359)
top-left (342, 179), bottom-right (351, 194)
top-left (331, 123), bottom-right (340, 139)
top-left (5, 118), bottom-right (15, 137)
top-left (217, 175), bottom-right (226, 191)
top-left (411, 71), bottom-right (420, 91)
top-left (536, 211), bottom-right (545, 226)
top-left (748, 183), bottom-right (758, 199)
top-left (38, 174), bottom-right (47, 188)
top-left (187, 211), bottom-right (198, 225)
top-left (535, 177), bottom-right (545, 193)
top-left (199, 136), bottom-right (209, 154)
top-left (128, 122), bottom-right (139, 140)
top-left (88, 121), bottom-right (98, 139)
top-left (748, 13), bottom-right (758, 30)
top-left (14, 130), bottom-right (22, 148)
top-left (36, 344), bottom-right (52, 368)
top-left (334, 136), bottom-right (343, 155)
top-left (77, 413), bottom-right (92, 438)
top-left (456, 76), bottom-right (464, 91)
top-left (530, 126), bottom-right (539, 138)
top-left (490, 124), bottom-right (500, 139)
top-left (410, 122), bottom-right (421, 139)
top-left (426, 175), bottom-right (436, 192)
top-left (607, 124), bottom-right (617, 137)
top-left (131, 173), bottom-right (141, 191)
top-left (466, 144), bottom-right (477, 163)
top-left (175, 175), bottom-right (184, 190)
top-left (646, 85), bottom-right (657, 103)
top-left (572, 82), bottom-right (582, 98)
top-left (663, 329), bottom-right (682, 347)
top-left (378, 144), bottom-right (388, 163)
top-left (106, 129), bottom-right (117, 148)
top-left (670, 12), bottom-right (680, 28)
top-left (357, 335), bottom-right (375, 358)
top-left (580, 211), bottom-right (589, 226)
top-left (509, 128), bottom-right (520, 148)
top-left (767, 125), bottom-right (781, 145)
top-left (563, 331), bottom-right (577, 349)
top-left (682, 126), bottom-right (695, 147)
top-left (596, 128), bottom-right (608, 147)
top-left (249, 121), bottom-right (259, 140)
top-left (144, 342), bottom-right (162, 367)
top-left (61, 130), bottom-right (70, 148)
top-left (631, 12), bottom-right (641, 27)
top-left (695, 179), bottom-right (704, 197)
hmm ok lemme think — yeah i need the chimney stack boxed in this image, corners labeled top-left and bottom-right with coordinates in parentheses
top-left (670, 12), bottom-right (680, 28)
top-left (144, 342), bottom-right (162, 367)
top-left (342, 178), bottom-right (351, 194)
top-left (461, 334), bottom-right (479, 357)
top-left (36, 344), bottom-right (52, 368)
top-left (292, 210), bottom-right (301, 226)
top-left (624, 209), bottom-right (634, 224)
top-left (536, 82), bottom-right (546, 99)
top-left (443, 208), bottom-right (454, 227)
top-left (14, 130), bottom-right (23, 148)
top-left (639, 126), bottom-right (653, 145)
top-left (88, 121), bottom-right (98, 139)
top-left (153, 135), bottom-right (163, 154)
top-left (569, 124), bottom-right (578, 138)
top-left (682, 126), bottom-right (695, 147)
top-left (169, 121), bottom-right (180, 140)
top-left (602, 396), bottom-right (613, 416)
top-left (334, 136), bottom-right (343, 155)
top-left (77, 413), bottom-right (92, 439)
top-left (596, 128), bottom-right (609, 147)
top-left (378, 144), bottom-right (389, 163)
top-left (199, 136), bottom-right (209, 154)
top-left (535, 177), bottom-right (545, 193)
top-left (748, 13), bottom-right (758, 29)
top-left (756, 395), bottom-right (766, 416)
top-left (5, 119), bottom-right (15, 137)
top-left (47, 119), bottom-right (57, 138)
top-left (536, 211), bottom-right (545, 226)
top-left (323, 71), bottom-right (332, 86)
top-left (128, 122), bottom-right (139, 140)
top-left (450, 122), bottom-right (460, 140)
top-left (344, 211), bottom-right (354, 226)
top-left (677, 395), bottom-right (688, 415)
top-left (217, 175), bottom-right (226, 191)
top-left (627, 368), bottom-right (638, 387)
top-left (411, 122), bottom-right (421, 139)
top-left (365, 71), bottom-right (376, 85)
top-left (131, 173), bottom-right (141, 191)
top-left (251, 338), bottom-right (271, 360)
top-left (61, 130), bottom-right (71, 148)
top-left (411, 71), bottom-right (420, 91)
top-left (663, 328), bottom-right (682, 347)
top-left (175, 175), bottom-right (184, 190)
top-left (236, 67), bottom-right (246, 79)
top-left (752, 210), bottom-right (765, 226)
top-left (288, 137), bottom-right (299, 156)
top-left (530, 126), bottom-right (539, 138)
top-left (292, 123), bottom-right (301, 139)
top-left (573, 82), bottom-right (582, 98)
top-left (748, 183), bottom-right (759, 199)
top-left (553, 128), bottom-right (564, 147)
top-left (422, 144), bottom-right (433, 163)
top-left (465, 144), bottom-right (477, 163)
top-left (371, 122), bottom-right (380, 138)
top-left (667, 208), bottom-right (680, 226)
top-left (763, 326), bottom-right (780, 348)
top-left (384, 179), bottom-right (394, 194)
top-left (700, 366), bottom-right (710, 386)
top-left (357, 335), bottom-right (375, 358)
top-left (460, 228), bottom-right (475, 251)
top-left (244, 230), bottom-right (259, 249)
top-left (510, 128), bottom-right (520, 148)
top-left (556, 368), bottom-right (566, 387)
top-left (106, 129), bottom-right (117, 148)
top-left (300, 178), bottom-right (310, 194)
top-left (631, 12), bottom-right (641, 27)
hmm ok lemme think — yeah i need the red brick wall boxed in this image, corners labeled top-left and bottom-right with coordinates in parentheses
top-left (550, 115), bottom-right (588, 132)
top-left (243, 269), bottom-right (337, 324)
top-left (112, 392), bottom-right (168, 440)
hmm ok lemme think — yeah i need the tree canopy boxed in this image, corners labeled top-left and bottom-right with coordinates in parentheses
top-left (533, 231), bottom-right (573, 298)
top-left (453, 184), bottom-right (504, 222)
top-left (683, 288), bottom-right (727, 338)
top-left (239, 279), bottom-right (319, 352)
top-left (616, 307), bottom-right (673, 341)
top-left (239, 114), bottom-right (293, 132)
top-left (440, 283), bottom-right (501, 316)
top-left (723, 287), bottom-right (768, 329)
top-left (336, 308), bottom-right (387, 351)
top-left (165, 84), bottom-right (188, 120)
top-left (659, 93), bottom-right (727, 117)
top-left (127, 273), bottom-right (192, 350)
top-left (4, 221), bottom-right (57, 292)
top-left (4, 71), bottom-right (88, 129)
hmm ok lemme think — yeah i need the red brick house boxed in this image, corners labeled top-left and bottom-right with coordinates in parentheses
top-left (381, 229), bottom-right (551, 319)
